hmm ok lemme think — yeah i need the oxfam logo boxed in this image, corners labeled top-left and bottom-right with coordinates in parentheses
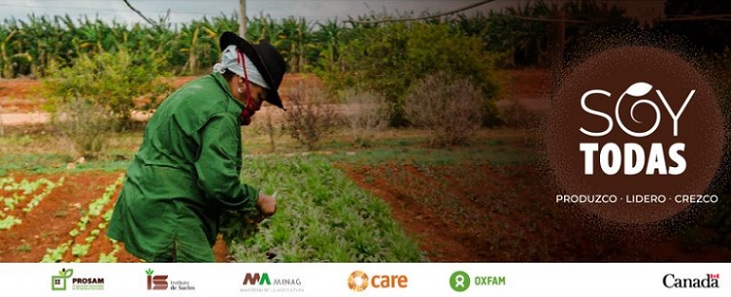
top-left (450, 271), bottom-right (470, 292)
top-left (547, 46), bottom-right (724, 224)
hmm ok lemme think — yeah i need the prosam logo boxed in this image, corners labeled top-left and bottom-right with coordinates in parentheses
top-left (146, 269), bottom-right (168, 290)
top-left (51, 268), bottom-right (73, 291)
top-left (663, 273), bottom-right (720, 288)
top-left (50, 268), bottom-right (104, 291)
top-left (547, 46), bottom-right (724, 224)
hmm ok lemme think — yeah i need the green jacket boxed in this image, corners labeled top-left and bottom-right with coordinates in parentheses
top-left (107, 72), bottom-right (259, 262)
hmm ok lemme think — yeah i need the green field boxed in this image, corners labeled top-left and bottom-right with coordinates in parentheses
top-left (0, 126), bottom-right (546, 262)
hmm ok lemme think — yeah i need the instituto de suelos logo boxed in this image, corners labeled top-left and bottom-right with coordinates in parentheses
top-left (663, 273), bottom-right (720, 288)
top-left (347, 270), bottom-right (408, 292)
top-left (146, 269), bottom-right (168, 290)
top-left (241, 272), bottom-right (303, 293)
top-left (145, 268), bottom-right (195, 291)
top-left (449, 271), bottom-right (506, 292)
top-left (51, 268), bottom-right (104, 291)
top-left (547, 46), bottom-right (725, 224)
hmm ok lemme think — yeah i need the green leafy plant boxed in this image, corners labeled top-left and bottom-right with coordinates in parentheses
top-left (219, 209), bottom-right (264, 244)
top-left (97, 239), bottom-right (122, 263)
top-left (41, 240), bottom-right (72, 263)
top-left (73, 175), bottom-right (123, 232)
top-left (0, 215), bottom-right (21, 230)
top-left (22, 177), bottom-right (64, 213)
top-left (42, 48), bottom-right (173, 127)
top-left (71, 243), bottom-right (90, 257)
top-left (225, 156), bottom-right (425, 262)
top-left (322, 22), bottom-right (502, 126)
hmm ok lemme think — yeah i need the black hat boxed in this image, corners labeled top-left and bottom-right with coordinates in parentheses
top-left (219, 31), bottom-right (287, 110)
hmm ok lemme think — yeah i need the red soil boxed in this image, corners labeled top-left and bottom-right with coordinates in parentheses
top-left (339, 163), bottom-right (731, 262)
top-left (0, 171), bottom-right (230, 263)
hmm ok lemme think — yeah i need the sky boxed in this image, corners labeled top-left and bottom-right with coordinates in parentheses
top-left (0, 0), bottom-right (519, 25)
top-left (0, 0), bottom-right (665, 26)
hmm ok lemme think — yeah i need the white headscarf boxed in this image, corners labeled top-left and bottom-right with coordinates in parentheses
top-left (213, 44), bottom-right (270, 89)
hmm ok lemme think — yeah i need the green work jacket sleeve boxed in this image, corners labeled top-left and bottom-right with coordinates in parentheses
top-left (194, 112), bottom-right (259, 213)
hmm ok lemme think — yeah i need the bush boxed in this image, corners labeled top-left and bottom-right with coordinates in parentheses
top-left (341, 89), bottom-right (390, 147)
top-left (499, 100), bottom-right (542, 129)
top-left (52, 98), bottom-right (118, 159)
top-left (42, 49), bottom-right (172, 128)
top-left (251, 110), bottom-right (283, 153)
top-left (319, 22), bottom-right (503, 126)
top-left (404, 73), bottom-right (484, 146)
top-left (283, 81), bottom-right (339, 150)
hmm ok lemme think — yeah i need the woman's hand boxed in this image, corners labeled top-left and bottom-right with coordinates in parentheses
top-left (255, 192), bottom-right (277, 218)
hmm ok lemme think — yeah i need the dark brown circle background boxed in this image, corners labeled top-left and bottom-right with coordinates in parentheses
top-left (546, 46), bottom-right (724, 224)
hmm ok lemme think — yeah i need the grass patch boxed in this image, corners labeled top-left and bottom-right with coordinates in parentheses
top-left (326, 144), bottom-right (537, 166)
top-left (0, 154), bottom-right (130, 175)
top-left (228, 155), bottom-right (426, 262)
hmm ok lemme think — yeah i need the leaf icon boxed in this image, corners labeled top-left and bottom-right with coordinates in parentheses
top-left (624, 82), bottom-right (653, 97)
top-left (63, 269), bottom-right (73, 277)
top-left (146, 269), bottom-right (154, 275)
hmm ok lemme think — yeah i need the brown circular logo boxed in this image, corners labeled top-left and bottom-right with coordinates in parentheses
top-left (546, 46), bottom-right (724, 224)
top-left (348, 271), bottom-right (369, 291)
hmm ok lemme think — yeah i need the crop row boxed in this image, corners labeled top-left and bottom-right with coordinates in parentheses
top-left (41, 175), bottom-right (124, 263)
top-left (0, 176), bottom-right (65, 230)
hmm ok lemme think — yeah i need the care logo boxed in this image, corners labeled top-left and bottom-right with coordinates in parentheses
top-left (51, 268), bottom-right (104, 291)
top-left (547, 46), bottom-right (724, 224)
top-left (241, 272), bottom-right (303, 293)
top-left (663, 273), bottom-right (720, 288)
top-left (347, 270), bottom-right (408, 292)
top-left (449, 271), bottom-right (506, 293)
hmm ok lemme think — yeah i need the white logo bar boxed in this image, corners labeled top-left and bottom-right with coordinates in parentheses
top-left (0, 263), bottom-right (726, 297)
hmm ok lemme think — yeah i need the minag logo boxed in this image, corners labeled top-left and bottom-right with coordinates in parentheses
top-left (547, 46), bottom-right (724, 224)
top-left (347, 271), bottom-right (408, 292)
top-left (663, 273), bottom-right (720, 289)
top-left (241, 272), bottom-right (303, 293)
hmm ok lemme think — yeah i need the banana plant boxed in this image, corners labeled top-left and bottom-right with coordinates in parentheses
top-left (0, 28), bottom-right (17, 78)
top-left (314, 19), bottom-right (345, 71)
top-left (278, 16), bottom-right (314, 73)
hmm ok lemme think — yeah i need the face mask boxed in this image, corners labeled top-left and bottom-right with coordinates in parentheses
top-left (240, 86), bottom-right (257, 126)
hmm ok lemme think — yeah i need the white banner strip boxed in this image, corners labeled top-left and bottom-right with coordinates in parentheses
top-left (0, 263), bottom-right (726, 297)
